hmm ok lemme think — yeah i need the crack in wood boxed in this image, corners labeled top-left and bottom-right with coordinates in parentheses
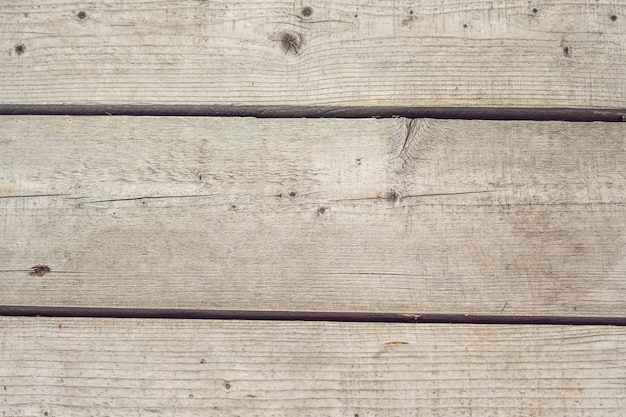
top-left (330, 189), bottom-right (496, 203)
top-left (0, 194), bottom-right (67, 199)
top-left (398, 118), bottom-right (418, 159)
top-left (82, 194), bottom-right (219, 204)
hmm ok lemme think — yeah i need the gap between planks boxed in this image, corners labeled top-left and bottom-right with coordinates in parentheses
top-left (1, 307), bottom-right (626, 326)
top-left (0, 104), bottom-right (624, 121)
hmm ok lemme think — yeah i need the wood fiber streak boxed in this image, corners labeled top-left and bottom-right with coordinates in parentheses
top-left (1, 117), bottom-right (625, 317)
top-left (0, 0), bottom-right (625, 111)
top-left (1, 318), bottom-right (626, 417)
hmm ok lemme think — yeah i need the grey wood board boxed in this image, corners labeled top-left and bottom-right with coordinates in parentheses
top-left (0, 116), bottom-right (625, 317)
top-left (1, 317), bottom-right (626, 417)
top-left (1, 0), bottom-right (625, 112)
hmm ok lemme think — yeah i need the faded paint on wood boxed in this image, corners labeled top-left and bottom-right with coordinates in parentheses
top-left (1, 317), bottom-right (626, 417)
top-left (0, 0), bottom-right (625, 112)
top-left (0, 116), bottom-right (625, 318)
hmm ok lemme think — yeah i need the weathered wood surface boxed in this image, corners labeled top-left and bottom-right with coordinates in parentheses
top-left (1, 317), bottom-right (625, 417)
top-left (1, 0), bottom-right (625, 115)
top-left (1, 116), bottom-right (625, 318)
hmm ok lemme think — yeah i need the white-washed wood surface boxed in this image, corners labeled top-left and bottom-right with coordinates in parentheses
top-left (1, 317), bottom-right (625, 417)
top-left (0, 116), bottom-right (625, 317)
top-left (1, 0), bottom-right (625, 113)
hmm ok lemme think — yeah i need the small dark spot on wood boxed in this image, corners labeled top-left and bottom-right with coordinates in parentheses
top-left (3, 386), bottom-right (6, 390)
top-left (301, 6), bottom-right (313, 17)
top-left (317, 206), bottom-right (328, 216)
top-left (44, 412), bottom-right (49, 416)
top-left (463, 23), bottom-right (468, 28)
top-left (224, 382), bottom-right (231, 390)
top-left (356, 158), bottom-right (362, 166)
top-left (610, 14), bottom-right (618, 21)
top-left (355, 414), bottom-right (359, 417)
top-left (288, 191), bottom-right (297, 197)
top-left (198, 174), bottom-right (203, 181)
top-left (189, 394), bottom-right (194, 398)
top-left (562, 45), bottom-right (571, 57)
top-left (276, 193), bottom-right (284, 198)
top-left (58, 323), bottom-right (64, 329)
top-left (531, 7), bottom-right (538, 14)
top-left (30, 265), bottom-right (51, 277)
top-left (14, 43), bottom-right (25, 55)
top-left (354, 14), bottom-right (358, 18)
top-left (200, 358), bottom-right (206, 364)
top-left (278, 31), bottom-right (303, 55)
top-left (76, 10), bottom-right (87, 20)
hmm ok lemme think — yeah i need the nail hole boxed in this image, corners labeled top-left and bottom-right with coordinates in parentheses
top-left (610, 14), bottom-right (618, 21)
top-left (301, 6), bottom-right (313, 17)
top-left (288, 191), bottom-right (297, 197)
top-left (200, 358), bottom-right (206, 364)
top-left (531, 7), bottom-right (538, 14)
top-left (224, 382), bottom-right (231, 390)
top-left (463, 23), bottom-right (468, 28)
top-left (77, 10), bottom-right (87, 20)
top-left (317, 206), bottom-right (329, 216)
top-left (562, 45), bottom-right (571, 57)
top-left (14, 43), bottom-right (25, 55)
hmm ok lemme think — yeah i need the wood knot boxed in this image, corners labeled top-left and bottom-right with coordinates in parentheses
top-left (383, 189), bottom-right (400, 204)
top-left (30, 265), bottom-right (51, 277)
top-left (277, 31), bottom-right (303, 55)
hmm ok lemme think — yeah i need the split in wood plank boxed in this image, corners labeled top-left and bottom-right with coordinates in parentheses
top-left (1, 0), bottom-right (625, 114)
top-left (0, 116), bottom-right (625, 319)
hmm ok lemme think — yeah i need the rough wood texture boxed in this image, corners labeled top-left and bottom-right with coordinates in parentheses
top-left (1, 317), bottom-right (625, 417)
top-left (1, 116), bottom-right (625, 318)
top-left (1, 0), bottom-right (625, 113)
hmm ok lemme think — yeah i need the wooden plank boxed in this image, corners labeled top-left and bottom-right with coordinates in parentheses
top-left (1, 317), bottom-right (625, 416)
top-left (1, 0), bottom-right (625, 114)
top-left (0, 116), bottom-right (625, 318)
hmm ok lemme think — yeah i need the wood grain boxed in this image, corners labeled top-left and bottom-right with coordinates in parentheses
top-left (0, 116), bottom-right (625, 318)
top-left (1, 317), bottom-right (625, 416)
top-left (1, 0), bottom-right (625, 113)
